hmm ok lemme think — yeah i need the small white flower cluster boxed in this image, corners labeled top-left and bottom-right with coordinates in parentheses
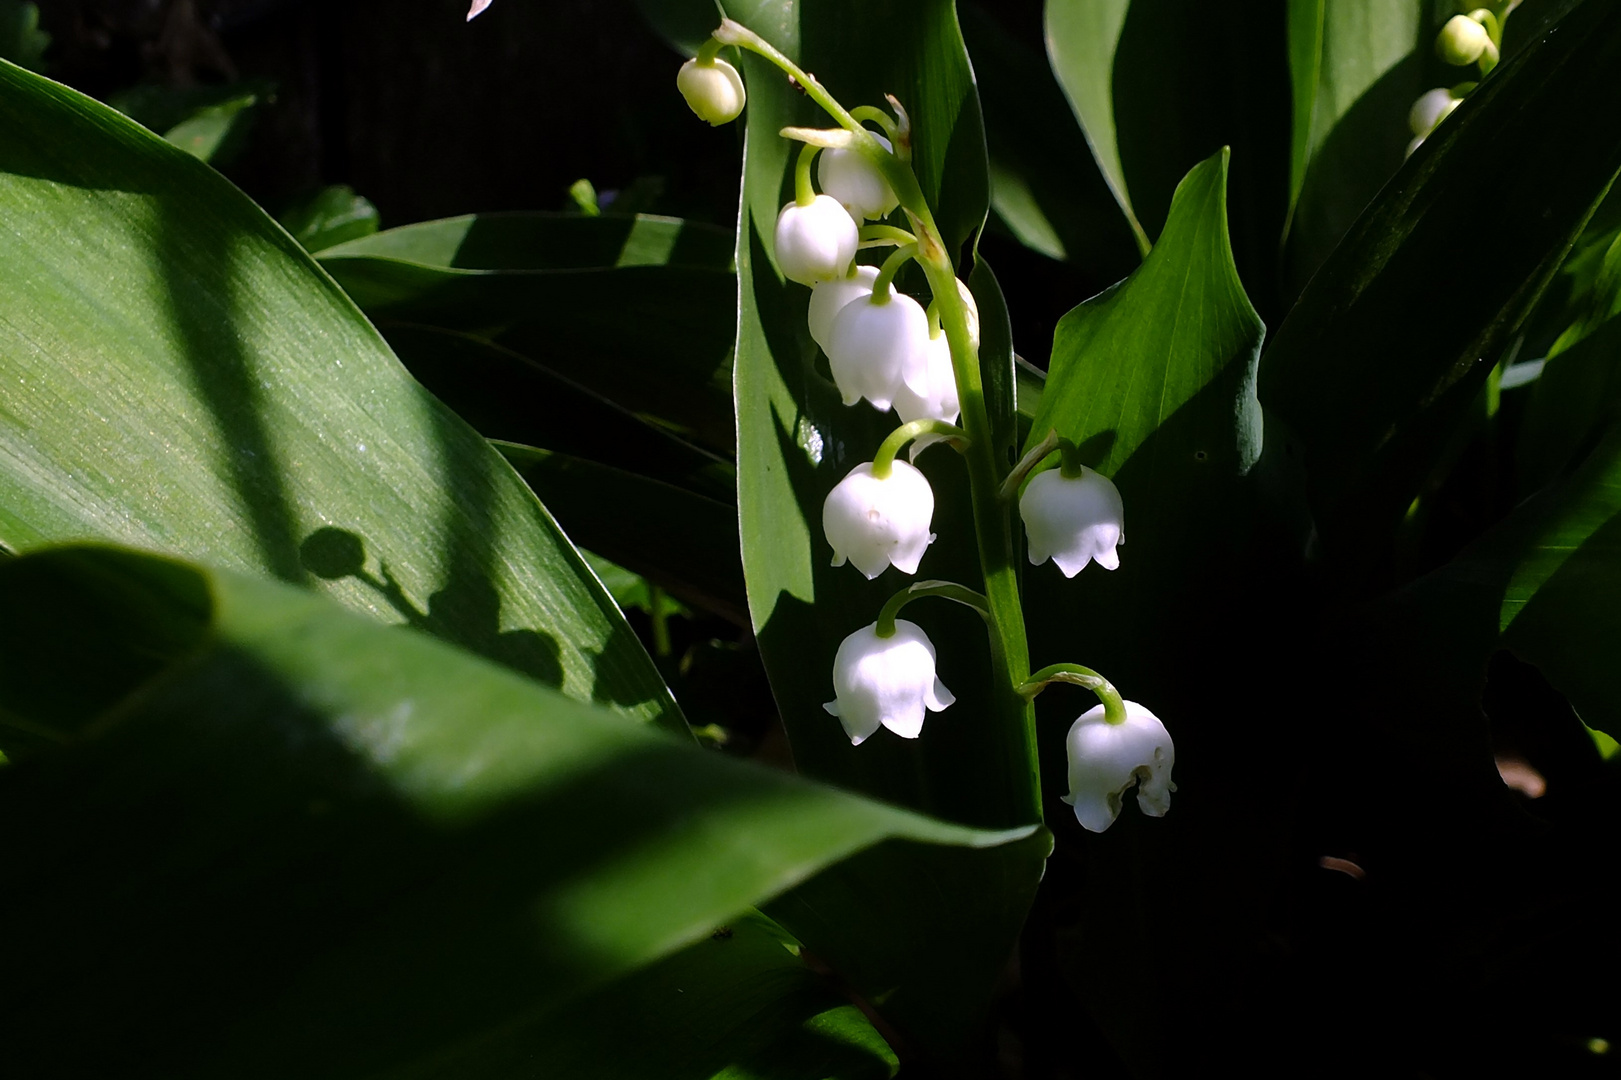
top-left (673, 36), bottom-right (1170, 834)
top-left (1407, 7), bottom-right (1506, 157)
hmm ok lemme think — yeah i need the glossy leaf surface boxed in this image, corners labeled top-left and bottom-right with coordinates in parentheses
top-left (1261, 0), bottom-right (1621, 566)
top-left (0, 59), bottom-right (679, 729)
top-left (0, 544), bottom-right (1038, 1077)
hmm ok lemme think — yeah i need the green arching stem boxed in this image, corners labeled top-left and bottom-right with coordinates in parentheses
top-left (1019, 664), bottom-right (1129, 727)
top-left (859, 224), bottom-right (917, 247)
top-left (925, 301), bottom-right (942, 338)
top-left (720, 17), bottom-right (1042, 823)
top-left (850, 104), bottom-right (900, 144)
top-left (696, 36), bottom-right (725, 64)
top-left (869, 243), bottom-right (918, 303)
top-left (875, 579), bottom-right (991, 638)
top-left (1001, 429), bottom-right (1060, 501)
top-left (871, 419), bottom-right (969, 479)
top-left (794, 143), bottom-right (818, 208)
top-left (1057, 437), bottom-right (1086, 478)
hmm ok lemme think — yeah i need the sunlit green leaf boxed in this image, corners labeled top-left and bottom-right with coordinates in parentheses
top-left (280, 184), bottom-right (381, 253)
top-left (0, 58), bottom-right (681, 730)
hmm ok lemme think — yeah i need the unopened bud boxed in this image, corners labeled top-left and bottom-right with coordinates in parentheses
top-left (677, 57), bottom-right (747, 126)
top-left (1436, 14), bottom-right (1492, 66)
top-left (1408, 87), bottom-right (1461, 137)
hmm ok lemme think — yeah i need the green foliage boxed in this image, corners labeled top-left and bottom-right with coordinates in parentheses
top-left (0, 58), bottom-right (682, 732)
top-left (0, 544), bottom-right (1031, 1076)
top-left (279, 184), bottom-right (382, 253)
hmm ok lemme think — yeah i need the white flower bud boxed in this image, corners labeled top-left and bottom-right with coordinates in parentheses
top-left (677, 58), bottom-right (747, 126)
top-left (775, 195), bottom-right (859, 286)
top-left (818, 134), bottom-right (900, 221)
top-left (1020, 466), bottom-right (1124, 576)
top-left (1062, 700), bottom-right (1175, 833)
top-left (893, 332), bottom-right (961, 447)
top-left (823, 460), bottom-right (935, 578)
top-left (1436, 14), bottom-right (1491, 66)
top-left (1408, 87), bottom-right (1461, 137)
top-left (825, 291), bottom-right (931, 411)
top-left (808, 265), bottom-right (894, 350)
top-left (824, 619), bottom-right (955, 744)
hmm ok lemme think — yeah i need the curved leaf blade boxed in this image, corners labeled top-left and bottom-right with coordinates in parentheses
top-left (1260, 0), bottom-right (1621, 565)
top-left (0, 59), bottom-right (680, 728)
top-left (0, 544), bottom-right (1038, 1077)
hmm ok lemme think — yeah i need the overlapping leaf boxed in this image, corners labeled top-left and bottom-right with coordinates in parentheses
top-left (0, 544), bottom-right (1040, 1077)
top-left (1261, 0), bottom-right (1621, 567)
top-left (0, 58), bottom-right (680, 730)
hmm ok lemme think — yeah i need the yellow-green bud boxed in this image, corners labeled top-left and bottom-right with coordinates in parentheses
top-left (677, 58), bottom-right (746, 126)
top-left (1436, 14), bottom-right (1492, 66)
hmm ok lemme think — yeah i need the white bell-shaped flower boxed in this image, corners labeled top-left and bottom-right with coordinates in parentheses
top-left (824, 619), bottom-right (955, 744)
top-left (676, 58), bottom-right (747, 126)
top-left (893, 333), bottom-right (961, 460)
top-left (826, 291), bottom-right (931, 411)
top-left (808, 265), bottom-right (894, 351)
top-left (1408, 87), bottom-right (1461, 137)
top-left (1020, 465), bottom-right (1125, 576)
top-left (1436, 14), bottom-right (1492, 66)
top-left (818, 134), bottom-right (900, 221)
top-left (775, 195), bottom-right (859, 286)
top-left (1062, 700), bottom-right (1175, 833)
top-left (823, 460), bottom-right (935, 578)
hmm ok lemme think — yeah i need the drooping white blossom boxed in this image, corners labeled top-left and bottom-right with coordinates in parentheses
top-left (825, 291), bottom-right (931, 411)
top-left (1408, 87), bottom-right (1461, 137)
top-left (818, 134), bottom-right (900, 221)
top-left (1020, 466), bottom-right (1124, 576)
top-left (775, 195), bottom-right (859, 286)
top-left (1062, 700), bottom-right (1175, 833)
top-left (677, 58), bottom-right (747, 126)
top-left (808, 265), bottom-right (893, 351)
top-left (893, 333), bottom-right (961, 460)
top-left (824, 619), bottom-right (955, 744)
top-left (823, 461), bottom-right (935, 578)
top-left (466, 0), bottom-right (493, 20)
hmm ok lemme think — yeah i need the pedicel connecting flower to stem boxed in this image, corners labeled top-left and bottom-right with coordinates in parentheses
top-left (676, 17), bottom-right (1173, 831)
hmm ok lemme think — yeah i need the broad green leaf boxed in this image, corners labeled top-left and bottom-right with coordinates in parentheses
top-left (499, 442), bottom-right (746, 625)
top-left (0, 544), bottom-right (1040, 1076)
top-left (1026, 150), bottom-right (1264, 483)
top-left (0, 59), bottom-right (681, 730)
top-left (1283, 0), bottom-right (1424, 292)
top-left (1044, 0), bottom-right (1291, 304)
top-left (319, 212), bottom-right (738, 450)
top-left (729, 0), bottom-right (1041, 1056)
top-left (960, 2), bottom-right (1142, 279)
top-left (279, 184), bottom-right (381, 253)
top-left (1260, 0), bottom-right (1621, 566)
